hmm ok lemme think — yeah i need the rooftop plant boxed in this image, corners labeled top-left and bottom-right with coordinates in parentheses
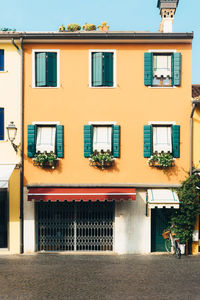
top-left (67, 23), bottom-right (81, 32)
top-left (82, 23), bottom-right (96, 31)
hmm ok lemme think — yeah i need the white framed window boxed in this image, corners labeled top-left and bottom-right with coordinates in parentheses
top-left (32, 49), bottom-right (60, 88)
top-left (153, 54), bottom-right (172, 86)
top-left (89, 50), bottom-right (116, 88)
top-left (93, 126), bottom-right (112, 152)
top-left (153, 126), bottom-right (172, 153)
top-left (36, 126), bottom-right (56, 153)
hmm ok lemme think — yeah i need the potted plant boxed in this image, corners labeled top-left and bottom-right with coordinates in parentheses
top-left (82, 23), bottom-right (96, 31)
top-left (98, 22), bottom-right (109, 31)
top-left (59, 25), bottom-right (65, 32)
top-left (89, 150), bottom-right (114, 170)
top-left (67, 23), bottom-right (81, 32)
top-left (33, 152), bottom-right (58, 169)
top-left (148, 151), bottom-right (174, 172)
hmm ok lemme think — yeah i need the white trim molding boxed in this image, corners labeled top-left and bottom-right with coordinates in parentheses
top-left (148, 49), bottom-right (177, 53)
top-left (89, 49), bottom-right (117, 88)
top-left (148, 121), bottom-right (176, 125)
top-left (88, 121), bottom-right (117, 125)
top-left (32, 121), bottom-right (60, 125)
top-left (32, 49), bottom-right (60, 89)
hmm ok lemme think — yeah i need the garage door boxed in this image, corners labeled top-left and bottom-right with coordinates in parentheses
top-left (151, 208), bottom-right (173, 252)
top-left (36, 201), bottom-right (114, 252)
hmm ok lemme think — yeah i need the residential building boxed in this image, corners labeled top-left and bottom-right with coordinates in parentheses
top-left (22, 0), bottom-right (193, 254)
top-left (191, 85), bottom-right (200, 254)
top-left (0, 37), bottom-right (22, 254)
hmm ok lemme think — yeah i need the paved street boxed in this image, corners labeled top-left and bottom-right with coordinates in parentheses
top-left (0, 254), bottom-right (199, 300)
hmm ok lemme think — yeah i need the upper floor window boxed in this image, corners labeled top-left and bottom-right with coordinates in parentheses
top-left (153, 54), bottom-right (172, 86)
top-left (90, 50), bottom-right (116, 88)
top-left (27, 123), bottom-right (64, 158)
top-left (93, 126), bottom-right (112, 152)
top-left (144, 123), bottom-right (180, 158)
top-left (33, 50), bottom-right (60, 88)
top-left (144, 52), bottom-right (181, 87)
top-left (0, 50), bottom-right (4, 71)
top-left (153, 126), bottom-right (172, 153)
top-left (84, 122), bottom-right (120, 157)
top-left (0, 108), bottom-right (4, 140)
top-left (36, 126), bottom-right (56, 153)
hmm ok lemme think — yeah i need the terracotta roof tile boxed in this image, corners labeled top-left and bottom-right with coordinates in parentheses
top-left (192, 85), bottom-right (200, 98)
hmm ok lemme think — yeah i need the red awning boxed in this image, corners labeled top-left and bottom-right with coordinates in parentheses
top-left (28, 187), bottom-right (136, 202)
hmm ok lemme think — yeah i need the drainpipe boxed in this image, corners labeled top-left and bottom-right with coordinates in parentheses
top-left (190, 103), bottom-right (196, 176)
top-left (12, 38), bottom-right (24, 253)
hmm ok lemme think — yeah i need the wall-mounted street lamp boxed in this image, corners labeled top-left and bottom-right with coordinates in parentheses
top-left (6, 121), bottom-right (20, 153)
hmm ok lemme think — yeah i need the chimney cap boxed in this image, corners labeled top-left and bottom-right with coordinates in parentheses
top-left (157, 0), bottom-right (179, 9)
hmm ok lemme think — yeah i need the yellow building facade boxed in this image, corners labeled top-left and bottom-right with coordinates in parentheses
top-left (191, 85), bottom-right (200, 254)
top-left (0, 41), bottom-right (21, 254)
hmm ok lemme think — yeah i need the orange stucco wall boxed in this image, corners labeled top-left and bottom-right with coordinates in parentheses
top-left (24, 42), bottom-right (192, 185)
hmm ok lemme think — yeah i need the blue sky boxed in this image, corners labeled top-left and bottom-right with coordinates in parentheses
top-left (0, 0), bottom-right (199, 83)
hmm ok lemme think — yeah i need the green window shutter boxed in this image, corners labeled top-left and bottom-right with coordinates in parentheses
top-left (92, 53), bottom-right (103, 87)
top-left (35, 52), bottom-right (47, 87)
top-left (144, 53), bottom-right (153, 86)
top-left (28, 125), bottom-right (36, 158)
top-left (144, 125), bottom-right (153, 158)
top-left (47, 52), bottom-right (57, 87)
top-left (84, 125), bottom-right (93, 157)
top-left (56, 125), bottom-right (64, 158)
top-left (172, 125), bottom-right (180, 158)
top-left (112, 125), bottom-right (120, 158)
top-left (104, 52), bottom-right (113, 87)
top-left (172, 53), bottom-right (181, 86)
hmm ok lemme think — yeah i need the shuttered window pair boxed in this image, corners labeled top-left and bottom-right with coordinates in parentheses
top-left (144, 52), bottom-right (181, 86)
top-left (84, 125), bottom-right (120, 158)
top-left (27, 125), bottom-right (64, 158)
top-left (92, 52), bottom-right (113, 87)
top-left (35, 52), bottom-right (57, 87)
top-left (0, 50), bottom-right (4, 71)
top-left (0, 108), bottom-right (4, 140)
top-left (144, 125), bottom-right (180, 158)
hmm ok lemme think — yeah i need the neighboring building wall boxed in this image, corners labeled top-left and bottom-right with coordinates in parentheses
top-left (24, 43), bottom-right (192, 186)
top-left (192, 102), bottom-right (200, 254)
top-left (0, 43), bottom-right (21, 254)
top-left (193, 108), bottom-right (200, 169)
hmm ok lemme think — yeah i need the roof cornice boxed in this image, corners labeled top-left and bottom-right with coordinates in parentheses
top-left (0, 31), bottom-right (193, 44)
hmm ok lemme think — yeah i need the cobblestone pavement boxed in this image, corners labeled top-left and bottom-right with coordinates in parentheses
top-left (0, 254), bottom-right (200, 300)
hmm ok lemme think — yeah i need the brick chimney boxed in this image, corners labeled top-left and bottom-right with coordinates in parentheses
top-left (157, 0), bottom-right (179, 33)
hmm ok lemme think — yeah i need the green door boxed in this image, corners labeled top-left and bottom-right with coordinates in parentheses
top-left (151, 209), bottom-right (173, 252)
top-left (0, 190), bottom-right (8, 248)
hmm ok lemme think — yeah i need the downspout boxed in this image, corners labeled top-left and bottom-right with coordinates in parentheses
top-left (12, 37), bottom-right (24, 253)
top-left (190, 103), bottom-right (196, 176)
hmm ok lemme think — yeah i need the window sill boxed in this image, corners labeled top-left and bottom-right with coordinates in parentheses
top-left (89, 86), bottom-right (116, 89)
top-left (148, 86), bottom-right (176, 89)
top-left (32, 86), bottom-right (59, 89)
top-left (0, 71), bottom-right (8, 73)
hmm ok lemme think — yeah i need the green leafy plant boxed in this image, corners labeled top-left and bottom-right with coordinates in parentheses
top-left (59, 25), bottom-right (65, 32)
top-left (67, 23), bottom-right (81, 32)
top-left (90, 150), bottom-right (114, 170)
top-left (169, 174), bottom-right (200, 246)
top-left (148, 152), bottom-right (174, 172)
top-left (82, 23), bottom-right (96, 31)
top-left (34, 152), bottom-right (57, 169)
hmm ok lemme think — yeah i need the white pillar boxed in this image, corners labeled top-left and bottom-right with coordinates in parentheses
top-left (23, 187), bottom-right (35, 253)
